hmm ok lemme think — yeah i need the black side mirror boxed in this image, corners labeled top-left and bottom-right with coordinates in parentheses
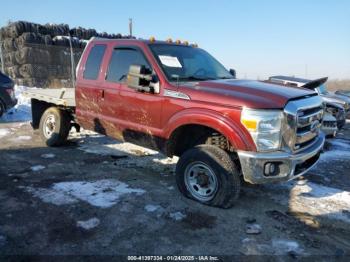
top-left (229, 69), bottom-right (236, 79)
top-left (127, 64), bottom-right (156, 93)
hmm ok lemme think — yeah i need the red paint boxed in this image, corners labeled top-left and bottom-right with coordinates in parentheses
top-left (75, 39), bottom-right (315, 153)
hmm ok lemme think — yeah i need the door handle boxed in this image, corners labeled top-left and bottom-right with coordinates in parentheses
top-left (99, 89), bottom-right (105, 101)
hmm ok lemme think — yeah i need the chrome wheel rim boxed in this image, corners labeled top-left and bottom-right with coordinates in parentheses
top-left (184, 161), bottom-right (218, 202)
top-left (43, 114), bottom-right (56, 139)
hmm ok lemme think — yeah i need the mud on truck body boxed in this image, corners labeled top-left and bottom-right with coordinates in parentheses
top-left (25, 38), bottom-right (325, 208)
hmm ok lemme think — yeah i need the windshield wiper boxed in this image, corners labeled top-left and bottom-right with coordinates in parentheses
top-left (172, 76), bottom-right (216, 81)
top-left (218, 76), bottom-right (234, 79)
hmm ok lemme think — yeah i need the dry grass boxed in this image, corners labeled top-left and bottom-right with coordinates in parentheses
top-left (327, 79), bottom-right (350, 92)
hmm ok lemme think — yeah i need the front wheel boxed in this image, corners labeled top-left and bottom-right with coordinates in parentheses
top-left (39, 107), bottom-right (71, 146)
top-left (176, 145), bottom-right (241, 208)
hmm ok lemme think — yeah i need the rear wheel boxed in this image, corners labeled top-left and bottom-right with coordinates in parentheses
top-left (39, 107), bottom-right (70, 146)
top-left (176, 145), bottom-right (241, 208)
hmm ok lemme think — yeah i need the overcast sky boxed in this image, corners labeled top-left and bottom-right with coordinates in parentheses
top-left (1, 0), bottom-right (349, 80)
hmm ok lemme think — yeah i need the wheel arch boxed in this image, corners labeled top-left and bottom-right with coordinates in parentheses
top-left (31, 99), bottom-right (74, 129)
top-left (164, 109), bottom-right (255, 156)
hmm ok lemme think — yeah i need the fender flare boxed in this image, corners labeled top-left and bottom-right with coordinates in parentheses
top-left (164, 108), bottom-right (256, 152)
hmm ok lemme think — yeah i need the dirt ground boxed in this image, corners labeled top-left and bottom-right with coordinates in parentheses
top-left (0, 120), bottom-right (350, 260)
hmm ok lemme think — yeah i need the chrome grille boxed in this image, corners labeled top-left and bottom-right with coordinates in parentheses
top-left (294, 106), bottom-right (323, 150)
top-left (283, 96), bottom-right (324, 152)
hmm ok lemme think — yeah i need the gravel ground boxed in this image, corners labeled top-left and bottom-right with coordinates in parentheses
top-left (0, 120), bottom-right (350, 259)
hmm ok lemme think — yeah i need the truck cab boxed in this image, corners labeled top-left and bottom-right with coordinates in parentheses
top-left (27, 38), bottom-right (325, 208)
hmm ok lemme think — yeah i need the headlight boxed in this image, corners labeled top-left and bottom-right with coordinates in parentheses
top-left (241, 108), bottom-right (283, 152)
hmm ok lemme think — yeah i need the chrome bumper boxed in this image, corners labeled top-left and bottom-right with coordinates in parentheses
top-left (237, 133), bottom-right (325, 184)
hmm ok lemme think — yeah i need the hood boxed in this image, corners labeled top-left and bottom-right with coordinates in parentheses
top-left (182, 79), bottom-right (316, 109)
top-left (321, 93), bottom-right (350, 107)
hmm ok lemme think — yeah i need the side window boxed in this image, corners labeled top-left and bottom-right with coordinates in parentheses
top-left (83, 44), bottom-right (106, 80)
top-left (106, 48), bottom-right (151, 83)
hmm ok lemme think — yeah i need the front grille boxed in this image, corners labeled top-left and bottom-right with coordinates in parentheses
top-left (323, 121), bottom-right (337, 128)
top-left (283, 96), bottom-right (324, 152)
top-left (294, 106), bottom-right (323, 151)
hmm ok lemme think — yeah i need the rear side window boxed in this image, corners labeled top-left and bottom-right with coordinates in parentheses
top-left (83, 44), bottom-right (106, 80)
top-left (106, 48), bottom-right (150, 83)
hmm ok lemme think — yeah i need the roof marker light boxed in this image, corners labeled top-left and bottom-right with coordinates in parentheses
top-left (166, 38), bottom-right (173, 43)
top-left (183, 41), bottom-right (189, 46)
top-left (175, 39), bottom-right (182, 44)
top-left (149, 36), bottom-right (156, 43)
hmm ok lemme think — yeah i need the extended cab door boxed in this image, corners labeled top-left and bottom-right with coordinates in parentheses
top-left (76, 44), bottom-right (107, 132)
top-left (101, 46), bottom-right (164, 149)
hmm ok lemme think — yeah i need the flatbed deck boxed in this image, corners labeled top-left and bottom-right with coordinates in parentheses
top-left (23, 88), bottom-right (76, 107)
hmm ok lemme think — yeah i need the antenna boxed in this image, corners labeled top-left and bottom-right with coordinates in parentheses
top-left (129, 18), bottom-right (133, 37)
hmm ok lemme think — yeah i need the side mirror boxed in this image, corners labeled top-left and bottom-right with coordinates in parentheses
top-left (127, 64), bottom-right (159, 93)
top-left (229, 69), bottom-right (236, 79)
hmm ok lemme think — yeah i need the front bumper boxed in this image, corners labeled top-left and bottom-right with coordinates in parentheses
top-left (237, 133), bottom-right (325, 184)
top-left (321, 122), bottom-right (338, 137)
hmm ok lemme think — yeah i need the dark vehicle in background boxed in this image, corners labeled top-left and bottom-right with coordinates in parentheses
top-left (0, 71), bottom-right (17, 117)
top-left (268, 76), bottom-right (348, 127)
top-left (335, 90), bottom-right (350, 112)
top-left (324, 102), bottom-right (346, 129)
top-left (336, 90), bottom-right (350, 97)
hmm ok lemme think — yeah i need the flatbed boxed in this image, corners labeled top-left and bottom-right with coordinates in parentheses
top-left (23, 88), bottom-right (75, 107)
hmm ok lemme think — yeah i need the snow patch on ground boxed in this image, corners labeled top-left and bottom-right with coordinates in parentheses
top-left (26, 187), bottom-right (78, 205)
top-left (30, 165), bottom-right (46, 172)
top-left (72, 129), bottom-right (177, 172)
top-left (144, 204), bottom-right (161, 212)
top-left (320, 139), bottom-right (350, 161)
top-left (77, 218), bottom-right (100, 230)
top-left (24, 179), bottom-right (145, 208)
top-left (41, 153), bottom-right (55, 159)
top-left (77, 135), bottom-right (158, 157)
top-left (241, 238), bottom-right (303, 255)
top-left (271, 239), bottom-right (303, 255)
top-left (268, 180), bottom-right (350, 223)
top-left (1, 85), bottom-right (33, 123)
top-left (16, 135), bottom-right (32, 140)
top-left (169, 211), bottom-right (186, 221)
top-left (0, 129), bottom-right (10, 138)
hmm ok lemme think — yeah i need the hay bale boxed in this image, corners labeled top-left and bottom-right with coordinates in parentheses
top-left (19, 64), bottom-right (48, 78)
top-left (15, 47), bottom-right (50, 65)
top-left (15, 77), bottom-right (48, 88)
top-left (2, 38), bottom-right (17, 51)
top-left (45, 23), bottom-right (69, 37)
top-left (16, 32), bottom-right (45, 46)
top-left (3, 52), bottom-right (17, 67)
top-left (5, 65), bottom-right (20, 79)
top-left (52, 36), bottom-right (80, 48)
top-left (2, 21), bottom-right (41, 38)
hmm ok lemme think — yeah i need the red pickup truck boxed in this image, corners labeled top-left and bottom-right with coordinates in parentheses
top-left (25, 37), bottom-right (325, 208)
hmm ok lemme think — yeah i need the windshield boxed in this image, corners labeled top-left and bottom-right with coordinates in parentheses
top-left (317, 84), bottom-right (329, 95)
top-left (149, 44), bottom-right (233, 81)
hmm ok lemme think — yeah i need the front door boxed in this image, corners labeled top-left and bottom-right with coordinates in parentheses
top-left (101, 46), bottom-right (163, 149)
